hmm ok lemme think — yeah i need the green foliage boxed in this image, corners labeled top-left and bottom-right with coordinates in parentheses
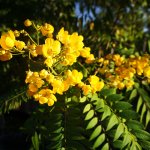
top-left (0, 85), bottom-right (29, 113)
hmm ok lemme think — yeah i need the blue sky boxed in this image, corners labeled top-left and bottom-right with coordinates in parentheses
top-left (75, 2), bottom-right (101, 26)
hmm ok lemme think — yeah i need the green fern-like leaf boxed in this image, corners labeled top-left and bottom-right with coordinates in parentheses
top-left (0, 85), bottom-right (29, 113)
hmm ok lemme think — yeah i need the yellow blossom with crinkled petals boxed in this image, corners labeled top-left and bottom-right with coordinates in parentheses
top-left (65, 69), bottom-right (83, 86)
top-left (46, 73), bottom-right (54, 84)
top-left (29, 83), bottom-right (38, 93)
top-left (82, 84), bottom-right (92, 95)
top-left (85, 54), bottom-right (95, 64)
top-left (80, 47), bottom-right (91, 58)
top-left (39, 97), bottom-right (48, 104)
top-left (15, 40), bottom-right (25, 50)
top-left (47, 94), bottom-right (57, 106)
top-left (42, 38), bottom-right (61, 58)
top-left (0, 30), bottom-right (15, 50)
top-left (117, 82), bottom-right (125, 90)
top-left (112, 54), bottom-right (124, 66)
top-left (39, 69), bottom-right (48, 79)
top-left (51, 79), bottom-right (65, 95)
top-left (33, 89), bottom-right (56, 106)
top-left (41, 23), bottom-right (54, 37)
top-left (0, 51), bottom-right (12, 61)
top-left (125, 80), bottom-right (134, 89)
top-left (57, 27), bottom-right (70, 44)
top-left (69, 32), bottom-right (84, 50)
top-left (88, 75), bottom-right (99, 86)
top-left (44, 57), bottom-right (54, 67)
top-left (143, 66), bottom-right (150, 78)
top-left (62, 53), bottom-right (77, 66)
top-left (35, 45), bottom-right (43, 55)
top-left (88, 75), bottom-right (104, 93)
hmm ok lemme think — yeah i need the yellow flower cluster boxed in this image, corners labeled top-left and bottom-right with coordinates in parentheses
top-left (79, 75), bottom-right (104, 95)
top-left (98, 54), bottom-right (150, 89)
top-left (0, 19), bottom-right (105, 106)
top-left (25, 68), bottom-right (104, 106)
top-left (0, 30), bottom-right (26, 61)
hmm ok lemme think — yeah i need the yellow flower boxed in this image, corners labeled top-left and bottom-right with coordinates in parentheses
top-left (42, 38), bottom-right (61, 58)
top-left (80, 47), bottom-right (91, 58)
top-left (34, 89), bottom-right (56, 106)
top-left (61, 53), bottom-right (77, 66)
top-left (14, 30), bottom-right (20, 37)
top-left (39, 97), bottom-right (48, 104)
top-left (47, 94), bottom-right (57, 106)
top-left (88, 75), bottom-right (104, 93)
top-left (39, 69), bottom-right (48, 79)
top-left (24, 19), bottom-right (32, 27)
top-left (51, 79), bottom-right (65, 94)
top-left (41, 23), bottom-right (54, 37)
top-left (82, 84), bottom-right (92, 95)
top-left (125, 80), bottom-right (134, 89)
top-left (117, 82), bottom-right (125, 90)
top-left (85, 54), bottom-right (95, 64)
top-left (143, 66), bottom-right (150, 78)
top-left (71, 69), bottom-right (83, 85)
top-left (29, 83), bottom-right (38, 93)
top-left (69, 32), bottom-right (84, 50)
top-left (15, 40), bottom-right (25, 50)
top-left (46, 73), bottom-right (55, 84)
top-left (88, 75), bottom-right (99, 86)
top-left (62, 80), bottom-right (70, 92)
top-left (35, 45), bottom-right (43, 55)
top-left (35, 78), bottom-right (45, 88)
top-left (44, 57), bottom-right (54, 67)
top-left (0, 30), bottom-right (15, 50)
top-left (0, 51), bottom-right (12, 61)
top-left (65, 69), bottom-right (83, 86)
top-left (56, 27), bottom-right (70, 44)
top-left (112, 54), bottom-right (124, 66)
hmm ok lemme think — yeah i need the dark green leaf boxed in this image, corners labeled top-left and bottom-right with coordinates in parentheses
top-left (100, 88), bottom-right (116, 97)
top-left (113, 101), bottom-right (132, 110)
top-left (106, 94), bottom-right (124, 102)
top-left (139, 140), bottom-right (150, 150)
top-left (71, 135), bottom-right (85, 140)
top-left (31, 132), bottom-right (39, 150)
top-left (126, 120), bottom-right (144, 130)
top-left (113, 140), bottom-right (123, 149)
top-left (46, 141), bottom-right (62, 149)
top-left (119, 110), bottom-right (139, 119)
top-left (137, 88), bottom-right (150, 108)
top-left (133, 129), bottom-right (150, 140)
top-left (51, 134), bottom-right (63, 141)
